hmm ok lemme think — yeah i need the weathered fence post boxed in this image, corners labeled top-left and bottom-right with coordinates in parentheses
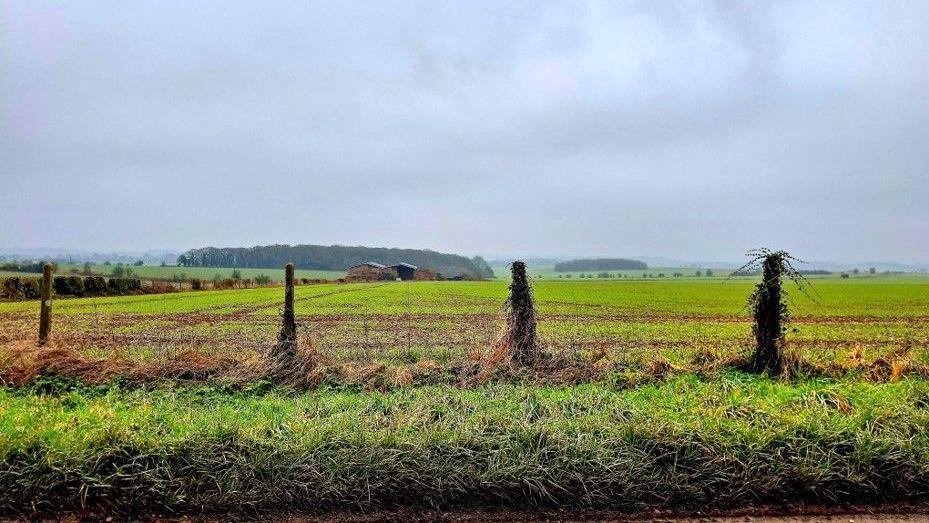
top-left (272, 262), bottom-right (298, 361)
top-left (280, 262), bottom-right (297, 343)
top-left (504, 261), bottom-right (539, 366)
top-left (751, 254), bottom-right (784, 374)
top-left (38, 262), bottom-right (53, 345)
top-left (265, 261), bottom-right (314, 384)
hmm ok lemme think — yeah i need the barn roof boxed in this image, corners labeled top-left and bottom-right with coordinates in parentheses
top-left (348, 261), bottom-right (386, 269)
top-left (386, 262), bottom-right (418, 270)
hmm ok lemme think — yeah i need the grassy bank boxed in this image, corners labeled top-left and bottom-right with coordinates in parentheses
top-left (2, 371), bottom-right (929, 516)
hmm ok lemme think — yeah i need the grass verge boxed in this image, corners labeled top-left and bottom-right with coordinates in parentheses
top-left (1, 371), bottom-right (929, 516)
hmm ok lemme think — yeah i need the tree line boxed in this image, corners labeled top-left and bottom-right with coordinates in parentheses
top-left (554, 258), bottom-right (648, 272)
top-left (177, 244), bottom-right (495, 279)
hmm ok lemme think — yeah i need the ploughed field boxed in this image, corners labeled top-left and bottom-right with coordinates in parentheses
top-left (1, 276), bottom-right (928, 517)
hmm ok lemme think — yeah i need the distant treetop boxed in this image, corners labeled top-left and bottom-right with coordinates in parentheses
top-left (554, 258), bottom-right (648, 272)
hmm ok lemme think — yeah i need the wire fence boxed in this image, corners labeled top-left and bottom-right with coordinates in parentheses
top-left (1, 288), bottom-right (745, 368)
top-left (6, 280), bottom-right (912, 368)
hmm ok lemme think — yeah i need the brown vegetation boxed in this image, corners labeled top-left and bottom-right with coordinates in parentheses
top-left (491, 261), bottom-right (539, 367)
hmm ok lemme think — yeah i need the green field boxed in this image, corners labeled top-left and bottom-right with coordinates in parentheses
top-left (1, 275), bottom-right (928, 516)
top-left (43, 263), bottom-right (346, 282)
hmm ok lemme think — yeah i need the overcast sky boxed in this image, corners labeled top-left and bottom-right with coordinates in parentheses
top-left (2, 1), bottom-right (928, 262)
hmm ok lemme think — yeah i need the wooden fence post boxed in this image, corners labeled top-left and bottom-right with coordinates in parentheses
top-left (283, 262), bottom-right (295, 334)
top-left (274, 262), bottom-right (297, 354)
top-left (39, 262), bottom-right (53, 345)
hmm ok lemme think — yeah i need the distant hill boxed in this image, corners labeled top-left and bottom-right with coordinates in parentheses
top-left (554, 258), bottom-right (648, 272)
top-left (178, 244), bottom-right (495, 279)
top-left (487, 257), bottom-right (570, 267)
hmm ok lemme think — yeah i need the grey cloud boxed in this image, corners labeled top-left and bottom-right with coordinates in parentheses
top-left (1, 0), bottom-right (927, 263)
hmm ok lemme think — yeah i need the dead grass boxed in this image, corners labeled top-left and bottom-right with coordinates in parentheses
top-left (1, 334), bottom-right (925, 392)
top-left (0, 339), bottom-right (239, 386)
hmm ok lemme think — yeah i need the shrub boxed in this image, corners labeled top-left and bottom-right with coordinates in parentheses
top-left (146, 281), bottom-right (175, 294)
top-left (53, 276), bottom-right (68, 295)
top-left (254, 274), bottom-right (272, 286)
top-left (0, 261), bottom-right (54, 273)
top-left (190, 278), bottom-right (203, 291)
top-left (1, 277), bottom-right (23, 299)
top-left (53, 276), bottom-right (85, 296)
top-left (20, 278), bottom-right (41, 299)
top-left (108, 278), bottom-right (141, 295)
top-left (83, 276), bottom-right (107, 295)
top-left (52, 276), bottom-right (85, 297)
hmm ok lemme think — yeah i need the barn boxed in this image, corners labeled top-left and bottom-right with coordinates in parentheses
top-left (413, 268), bottom-right (438, 281)
top-left (386, 263), bottom-right (417, 281)
top-left (345, 261), bottom-right (439, 282)
top-left (346, 262), bottom-right (388, 282)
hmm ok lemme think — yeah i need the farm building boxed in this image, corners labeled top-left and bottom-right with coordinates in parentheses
top-left (385, 263), bottom-right (417, 280)
top-left (346, 262), bottom-right (389, 283)
top-left (413, 268), bottom-right (438, 280)
top-left (345, 261), bottom-right (438, 282)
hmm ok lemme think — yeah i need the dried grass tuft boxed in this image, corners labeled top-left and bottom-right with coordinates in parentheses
top-left (645, 356), bottom-right (675, 380)
top-left (0, 339), bottom-right (239, 385)
top-left (891, 359), bottom-right (909, 382)
top-left (393, 366), bottom-right (413, 387)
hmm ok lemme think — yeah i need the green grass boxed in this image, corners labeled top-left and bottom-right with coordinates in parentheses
top-left (2, 373), bottom-right (929, 515)
top-left (2, 277), bottom-right (927, 367)
top-left (2, 275), bottom-right (929, 515)
top-left (3, 276), bottom-right (927, 317)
